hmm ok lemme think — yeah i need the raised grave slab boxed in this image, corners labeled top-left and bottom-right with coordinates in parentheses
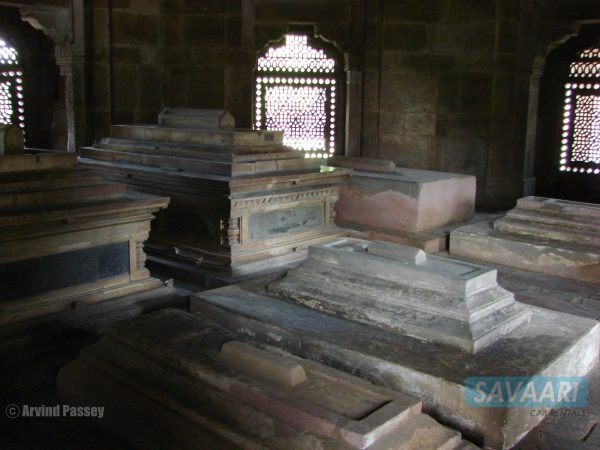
top-left (191, 239), bottom-right (600, 449)
top-left (329, 157), bottom-right (475, 252)
top-left (450, 196), bottom-right (600, 284)
top-left (79, 109), bottom-right (351, 288)
top-left (269, 239), bottom-right (528, 353)
top-left (0, 151), bottom-right (169, 325)
top-left (58, 309), bottom-right (464, 450)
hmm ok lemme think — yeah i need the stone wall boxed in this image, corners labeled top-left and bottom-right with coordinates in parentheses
top-left (254, 0), bottom-right (353, 51)
top-left (88, 0), bottom-right (253, 141)
top-left (361, 0), bottom-right (534, 206)
top-left (361, 0), bottom-right (599, 207)
top-left (2, 0), bottom-right (598, 207)
top-left (86, 0), bottom-right (359, 141)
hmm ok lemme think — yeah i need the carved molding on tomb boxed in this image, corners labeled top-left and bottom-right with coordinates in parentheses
top-left (231, 187), bottom-right (339, 209)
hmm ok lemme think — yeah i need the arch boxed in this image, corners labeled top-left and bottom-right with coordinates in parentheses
top-left (254, 26), bottom-right (345, 158)
top-left (534, 23), bottom-right (600, 203)
top-left (0, 5), bottom-right (68, 150)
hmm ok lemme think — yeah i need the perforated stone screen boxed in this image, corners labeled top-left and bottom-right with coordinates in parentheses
top-left (255, 34), bottom-right (340, 158)
top-left (0, 38), bottom-right (24, 131)
top-left (560, 47), bottom-right (600, 175)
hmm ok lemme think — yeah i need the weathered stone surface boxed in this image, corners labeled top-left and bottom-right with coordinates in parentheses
top-left (219, 341), bottom-right (308, 388)
top-left (157, 108), bottom-right (235, 130)
top-left (79, 109), bottom-right (351, 285)
top-left (191, 280), bottom-right (599, 449)
top-left (450, 196), bottom-right (600, 284)
top-left (328, 155), bottom-right (395, 173)
top-left (496, 197), bottom-right (600, 245)
top-left (331, 166), bottom-right (475, 249)
top-left (0, 125), bottom-right (24, 155)
top-left (268, 239), bottom-right (528, 353)
top-left (0, 151), bottom-right (169, 325)
top-left (368, 240), bottom-right (426, 263)
top-left (0, 152), bottom-right (76, 173)
top-left (334, 167), bottom-right (475, 234)
top-left (110, 123), bottom-right (284, 147)
top-left (58, 309), bottom-right (463, 449)
top-left (0, 283), bottom-right (186, 348)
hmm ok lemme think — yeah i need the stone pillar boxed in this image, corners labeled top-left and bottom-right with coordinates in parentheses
top-left (345, 0), bottom-right (365, 157)
top-left (55, 43), bottom-right (86, 152)
top-left (521, 57), bottom-right (544, 196)
top-left (223, 0), bottom-right (254, 129)
top-left (20, 0), bottom-right (87, 152)
top-left (361, 0), bottom-right (382, 159)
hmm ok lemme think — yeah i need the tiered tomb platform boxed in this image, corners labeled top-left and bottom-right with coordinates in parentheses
top-left (329, 157), bottom-right (475, 252)
top-left (0, 151), bottom-right (171, 329)
top-left (450, 196), bottom-right (600, 284)
top-left (191, 239), bottom-right (600, 449)
top-left (58, 308), bottom-right (467, 450)
top-left (79, 109), bottom-right (351, 288)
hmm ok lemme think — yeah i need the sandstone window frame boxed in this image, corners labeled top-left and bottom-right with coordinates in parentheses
top-left (254, 25), bottom-right (345, 158)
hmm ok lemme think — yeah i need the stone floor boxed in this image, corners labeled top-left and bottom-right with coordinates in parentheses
top-left (1, 261), bottom-right (599, 449)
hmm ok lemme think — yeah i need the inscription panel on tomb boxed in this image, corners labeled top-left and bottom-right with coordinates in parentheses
top-left (247, 204), bottom-right (324, 242)
top-left (0, 242), bottom-right (130, 301)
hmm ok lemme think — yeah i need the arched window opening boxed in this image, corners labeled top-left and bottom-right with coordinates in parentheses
top-left (559, 47), bottom-right (600, 176)
top-left (0, 37), bottom-right (25, 132)
top-left (255, 32), bottom-right (343, 158)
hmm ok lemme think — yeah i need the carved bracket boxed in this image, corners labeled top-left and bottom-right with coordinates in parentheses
top-left (20, 4), bottom-right (72, 46)
top-left (329, 201), bottom-right (337, 225)
top-left (220, 217), bottom-right (241, 246)
top-left (136, 241), bottom-right (147, 272)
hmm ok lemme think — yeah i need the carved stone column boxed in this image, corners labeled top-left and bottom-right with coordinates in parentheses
top-left (55, 43), bottom-right (86, 152)
top-left (20, 0), bottom-right (86, 152)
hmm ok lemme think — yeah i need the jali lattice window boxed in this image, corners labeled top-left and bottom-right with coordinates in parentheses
top-left (0, 38), bottom-right (24, 131)
top-left (255, 33), bottom-right (341, 158)
top-left (560, 47), bottom-right (600, 175)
